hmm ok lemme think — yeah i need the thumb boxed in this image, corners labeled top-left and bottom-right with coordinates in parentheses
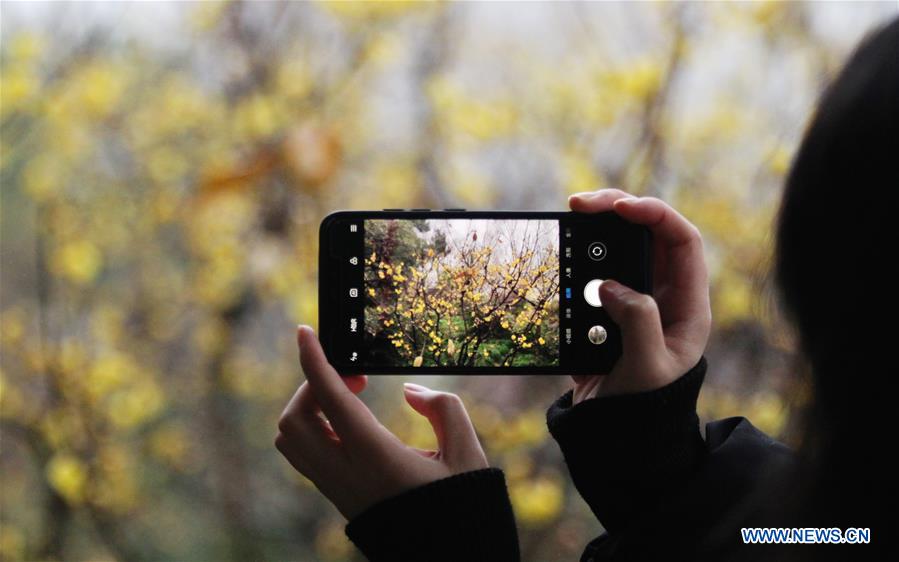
top-left (599, 280), bottom-right (666, 361)
top-left (402, 383), bottom-right (487, 470)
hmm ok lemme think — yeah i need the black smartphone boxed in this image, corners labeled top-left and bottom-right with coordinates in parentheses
top-left (318, 210), bottom-right (652, 375)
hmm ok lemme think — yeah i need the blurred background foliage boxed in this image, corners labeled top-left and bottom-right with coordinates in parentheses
top-left (0, 1), bottom-right (895, 561)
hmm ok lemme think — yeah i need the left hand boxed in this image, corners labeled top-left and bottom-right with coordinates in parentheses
top-left (275, 325), bottom-right (489, 520)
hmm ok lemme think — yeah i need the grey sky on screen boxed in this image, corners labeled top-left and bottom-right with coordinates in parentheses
top-left (421, 219), bottom-right (558, 265)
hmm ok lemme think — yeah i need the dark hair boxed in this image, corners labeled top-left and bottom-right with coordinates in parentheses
top-left (774, 15), bottom-right (898, 550)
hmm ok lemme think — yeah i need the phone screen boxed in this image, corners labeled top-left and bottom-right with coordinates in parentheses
top-left (319, 211), bottom-right (651, 375)
top-left (364, 218), bottom-right (560, 368)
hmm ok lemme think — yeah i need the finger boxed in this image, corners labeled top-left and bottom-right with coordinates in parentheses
top-left (279, 379), bottom-right (347, 444)
top-left (600, 280), bottom-right (666, 362)
top-left (297, 325), bottom-right (380, 443)
top-left (274, 430), bottom-right (349, 504)
top-left (611, 197), bottom-right (709, 334)
top-left (573, 375), bottom-right (606, 405)
top-left (279, 382), bottom-right (339, 442)
top-left (611, 197), bottom-right (707, 292)
top-left (568, 188), bottom-right (636, 213)
top-left (275, 429), bottom-right (322, 476)
top-left (276, 389), bottom-right (342, 478)
top-left (402, 383), bottom-right (487, 469)
top-left (344, 375), bottom-right (368, 394)
top-left (294, 375), bottom-right (368, 422)
top-left (277, 374), bottom-right (365, 479)
top-left (294, 375), bottom-right (367, 443)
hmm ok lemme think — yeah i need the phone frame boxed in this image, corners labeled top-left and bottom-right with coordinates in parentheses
top-left (319, 210), bottom-right (652, 375)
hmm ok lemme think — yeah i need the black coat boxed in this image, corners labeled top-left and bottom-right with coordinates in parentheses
top-left (344, 359), bottom-right (880, 561)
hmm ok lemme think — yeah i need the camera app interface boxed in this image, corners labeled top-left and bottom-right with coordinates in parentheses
top-left (363, 219), bottom-right (560, 367)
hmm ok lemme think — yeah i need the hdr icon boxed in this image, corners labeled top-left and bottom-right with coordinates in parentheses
top-left (349, 318), bottom-right (358, 333)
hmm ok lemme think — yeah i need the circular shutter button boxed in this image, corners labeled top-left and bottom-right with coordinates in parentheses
top-left (583, 279), bottom-right (604, 307)
top-left (588, 325), bottom-right (608, 345)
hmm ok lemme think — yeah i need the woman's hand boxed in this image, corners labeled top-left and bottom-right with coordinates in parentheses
top-left (275, 326), bottom-right (488, 520)
top-left (568, 189), bottom-right (711, 404)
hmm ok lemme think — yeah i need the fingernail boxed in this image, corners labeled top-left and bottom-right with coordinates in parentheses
top-left (403, 382), bottom-right (430, 393)
top-left (569, 191), bottom-right (601, 200)
top-left (613, 196), bottom-right (640, 206)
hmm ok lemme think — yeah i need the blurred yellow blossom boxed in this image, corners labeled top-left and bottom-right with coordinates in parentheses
top-left (320, 0), bottom-right (426, 21)
top-left (46, 453), bottom-right (88, 504)
top-left (22, 154), bottom-right (65, 202)
top-left (275, 58), bottom-right (314, 100)
top-left (714, 271), bottom-right (755, 328)
top-left (106, 380), bottom-right (164, 430)
top-left (233, 94), bottom-right (282, 140)
top-left (9, 32), bottom-right (44, 62)
top-left (617, 58), bottom-right (663, 100)
top-left (767, 143), bottom-right (793, 176)
top-left (561, 149), bottom-right (605, 195)
top-left (85, 352), bottom-right (133, 401)
top-left (149, 424), bottom-right (192, 470)
top-left (0, 64), bottom-right (39, 112)
top-left (50, 240), bottom-right (103, 285)
top-left (0, 307), bottom-right (27, 347)
top-left (190, 0), bottom-right (228, 31)
top-left (510, 472), bottom-right (565, 526)
top-left (92, 445), bottom-right (140, 513)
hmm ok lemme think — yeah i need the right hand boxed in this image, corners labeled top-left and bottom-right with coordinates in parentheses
top-left (568, 189), bottom-right (711, 404)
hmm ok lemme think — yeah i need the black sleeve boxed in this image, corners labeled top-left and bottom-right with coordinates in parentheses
top-left (546, 357), bottom-right (707, 536)
top-left (344, 468), bottom-right (520, 562)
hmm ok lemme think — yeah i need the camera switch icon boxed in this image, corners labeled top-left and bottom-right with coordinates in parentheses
top-left (349, 288), bottom-right (358, 298)
top-left (587, 242), bottom-right (607, 261)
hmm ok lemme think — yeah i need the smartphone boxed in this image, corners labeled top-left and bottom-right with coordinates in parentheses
top-left (318, 210), bottom-right (652, 375)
